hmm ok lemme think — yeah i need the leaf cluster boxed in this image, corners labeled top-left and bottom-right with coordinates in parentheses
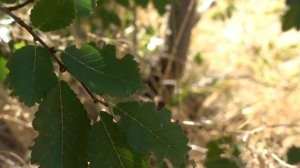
top-left (0, 0), bottom-right (191, 167)
top-left (204, 137), bottom-right (241, 168)
top-left (282, 0), bottom-right (300, 31)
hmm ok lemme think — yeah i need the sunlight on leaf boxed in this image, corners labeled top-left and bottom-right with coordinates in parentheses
top-left (61, 44), bottom-right (144, 96)
top-left (0, 57), bottom-right (8, 82)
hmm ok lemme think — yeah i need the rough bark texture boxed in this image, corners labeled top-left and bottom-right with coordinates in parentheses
top-left (162, 0), bottom-right (197, 79)
top-left (148, 0), bottom-right (199, 106)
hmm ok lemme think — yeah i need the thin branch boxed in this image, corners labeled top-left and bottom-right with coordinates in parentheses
top-left (158, 0), bottom-right (197, 100)
top-left (271, 153), bottom-right (297, 168)
top-left (80, 82), bottom-right (108, 107)
top-left (0, 150), bottom-right (26, 167)
top-left (162, 0), bottom-right (196, 81)
top-left (6, 0), bottom-right (34, 11)
top-left (188, 143), bottom-right (207, 153)
top-left (0, 7), bottom-right (108, 107)
top-left (0, 7), bottom-right (65, 69)
top-left (242, 124), bottom-right (300, 142)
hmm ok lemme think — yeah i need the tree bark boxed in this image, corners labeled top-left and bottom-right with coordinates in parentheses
top-left (148, 0), bottom-right (198, 106)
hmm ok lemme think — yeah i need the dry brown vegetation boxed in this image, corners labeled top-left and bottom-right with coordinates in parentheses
top-left (0, 0), bottom-right (300, 167)
top-left (178, 0), bottom-right (300, 167)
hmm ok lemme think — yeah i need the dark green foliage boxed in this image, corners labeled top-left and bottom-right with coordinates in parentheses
top-left (204, 137), bottom-right (240, 168)
top-left (114, 102), bottom-right (191, 167)
top-left (287, 146), bottom-right (300, 164)
top-left (6, 45), bottom-right (58, 106)
top-left (115, 0), bottom-right (129, 7)
top-left (88, 112), bottom-right (149, 168)
top-left (152, 0), bottom-right (172, 15)
top-left (134, 0), bottom-right (173, 15)
top-left (31, 81), bottom-right (90, 168)
top-left (61, 44), bottom-right (144, 97)
top-left (205, 159), bottom-right (239, 168)
top-left (135, 0), bottom-right (149, 8)
top-left (75, 0), bottom-right (94, 17)
top-left (3, 0), bottom-right (193, 167)
top-left (282, 0), bottom-right (300, 31)
top-left (211, 3), bottom-right (235, 21)
top-left (95, 0), bottom-right (173, 29)
top-left (0, 0), bottom-right (18, 4)
top-left (94, 0), bottom-right (123, 27)
top-left (96, 6), bottom-right (121, 28)
top-left (30, 0), bottom-right (76, 31)
top-left (115, 0), bottom-right (172, 15)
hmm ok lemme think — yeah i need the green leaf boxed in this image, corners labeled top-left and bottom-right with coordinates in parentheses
top-left (94, 5), bottom-right (121, 28)
top-left (135, 0), bottom-right (149, 8)
top-left (30, 0), bottom-right (75, 32)
top-left (75, 0), bottom-right (94, 17)
top-left (287, 146), bottom-right (300, 165)
top-left (194, 52), bottom-right (203, 65)
top-left (205, 159), bottom-right (239, 168)
top-left (89, 112), bottom-right (149, 168)
top-left (0, 57), bottom-right (8, 82)
top-left (204, 137), bottom-right (240, 168)
top-left (6, 45), bottom-right (58, 106)
top-left (116, 0), bottom-right (129, 7)
top-left (102, 10), bottom-right (121, 28)
top-left (282, 0), bottom-right (300, 31)
top-left (152, 0), bottom-right (172, 15)
top-left (114, 102), bottom-right (191, 167)
top-left (0, 0), bottom-right (18, 4)
top-left (0, 0), bottom-right (17, 4)
top-left (61, 44), bottom-right (144, 97)
top-left (31, 81), bottom-right (90, 168)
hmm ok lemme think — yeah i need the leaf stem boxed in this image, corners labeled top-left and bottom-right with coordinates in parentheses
top-left (0, 6), bottom-right (108, 107)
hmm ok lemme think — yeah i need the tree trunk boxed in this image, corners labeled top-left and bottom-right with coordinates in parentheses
top-left (148, 0), bottom-right (199, 108)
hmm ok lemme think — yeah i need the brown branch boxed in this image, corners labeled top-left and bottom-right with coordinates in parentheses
top-left (6, 0), bottom-right (34, 11)
top-left (0, 7), bottom-right (65, 68)
top-left (80, 82), bottom-right (108, 107)
top-left (162, 0), bottom-right (196, 81)
top-left (0, 7), bottom-right (108, 107)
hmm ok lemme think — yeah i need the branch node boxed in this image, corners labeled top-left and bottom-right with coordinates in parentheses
top-left (59, 66), bottom-right (67, 73)
top-left (49, 47), bottom-right (57, 54)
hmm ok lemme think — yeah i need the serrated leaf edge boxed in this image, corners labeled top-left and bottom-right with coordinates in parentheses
top-left (114, 102), bottom-right (190, 166)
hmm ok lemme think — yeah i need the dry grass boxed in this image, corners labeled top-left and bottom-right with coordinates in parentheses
top-left (1, 0), bottom-right (300, 167)
top-left (174, 0), bottom-right (300, 167)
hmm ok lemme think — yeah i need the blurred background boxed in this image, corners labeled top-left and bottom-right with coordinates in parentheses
top-left (0, 0), bottom-right (300, 167)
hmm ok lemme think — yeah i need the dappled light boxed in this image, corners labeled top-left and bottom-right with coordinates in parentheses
top-left (0, 0), bottom-right (300, 167)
